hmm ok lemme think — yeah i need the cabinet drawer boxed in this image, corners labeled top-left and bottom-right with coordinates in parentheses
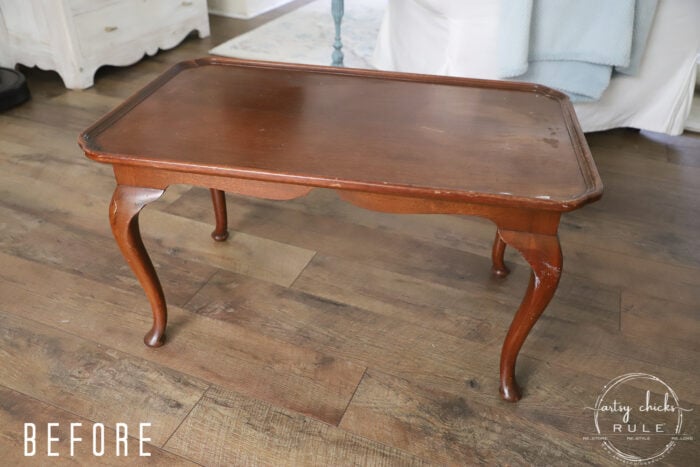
top-left (72, 0), bottom-right (203, 59)
top-left (69, 0), bottom-right (124, 16)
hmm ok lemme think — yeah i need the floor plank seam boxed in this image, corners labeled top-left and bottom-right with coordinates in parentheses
top-left (180, 267), bottom-right (223, 312)
top-left (288, 250), bottom-right (318, 289)
top-left (617, 288), bottom-right (623, 333)
top-left (0, 306), bottom-right (219, 406)
top-left (160, 384), bottom-right (212, 451)
top-left (0, 383), bottom-right (99, 427)
top-left (0, 382), bottom-right (198, 464)
top-left (337, 366), bottom-right (368, 427)
top-left (2, 269), bottom-right (222, 341)
top-left (564, 236), bottom-right (700, 274)
top-left (329, 375), bottom-right (440, 465)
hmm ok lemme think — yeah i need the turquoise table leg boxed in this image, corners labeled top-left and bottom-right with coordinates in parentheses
top-left (331, 0), bottom-right (344, 66)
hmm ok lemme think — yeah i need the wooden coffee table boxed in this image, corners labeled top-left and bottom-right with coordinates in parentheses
top-left (79, 57), bottom-right (602, 402)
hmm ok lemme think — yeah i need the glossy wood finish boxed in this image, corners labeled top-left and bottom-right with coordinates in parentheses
top-left (497, 230), bottom-right (562, 402)
top-left (80, 57), bottom-right (602, 401)
top-left (109, 185), bottom-right (167, 347)
top-left (81, 58), bottom-right (600, 209)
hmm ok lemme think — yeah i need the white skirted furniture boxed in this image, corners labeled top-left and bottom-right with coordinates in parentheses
top-left (372, 0), bottom-right (700, 135)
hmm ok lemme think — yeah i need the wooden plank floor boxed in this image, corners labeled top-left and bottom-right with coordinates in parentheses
top-left (1, 3), bottom-right (699, 465)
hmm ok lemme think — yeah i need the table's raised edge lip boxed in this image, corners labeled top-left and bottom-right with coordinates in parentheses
top-left (78, 57), bottom-right (604, 212)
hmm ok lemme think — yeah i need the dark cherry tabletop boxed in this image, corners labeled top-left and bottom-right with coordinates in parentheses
top-left (80, 58), bottom-right (602, 211)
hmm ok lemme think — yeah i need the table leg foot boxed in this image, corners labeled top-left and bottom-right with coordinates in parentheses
top-left (109, 185), bottom-right (167, 348)
top-left (210, 188), bottom-right (229, 241)
top-left (491, 228), bottom-right (510, 277)
top-left (497, 230), bottom-right (562, 402)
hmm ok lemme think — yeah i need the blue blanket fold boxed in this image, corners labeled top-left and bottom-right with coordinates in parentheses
top-left (498, 0), bottom-right (657, 102)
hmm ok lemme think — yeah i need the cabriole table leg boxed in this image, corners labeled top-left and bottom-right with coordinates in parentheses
top-left (210, 188), bottom-right (229, 241)
top-left (491, 228), bottom-right (510, 277)
top-left (497, 230), bottom-right (562, 402)
top-left (109, 185), bottom-right (168, 347)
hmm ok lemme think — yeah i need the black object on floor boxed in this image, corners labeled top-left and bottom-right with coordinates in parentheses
top-left (0, 67), bottom-right (31, 111)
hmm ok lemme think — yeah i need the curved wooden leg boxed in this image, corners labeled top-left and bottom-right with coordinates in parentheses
top-left (109, 185), bottom-right (167, 348)
top-left (497, 230), bottom-right (562, 402)
top-left (491, 228), bottom-right (510, 277)
top-left (210, 189), bottom-right (229, 242)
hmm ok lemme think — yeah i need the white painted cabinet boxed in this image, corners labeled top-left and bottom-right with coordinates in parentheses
top-left (0, 0), bottom-right (210, 89)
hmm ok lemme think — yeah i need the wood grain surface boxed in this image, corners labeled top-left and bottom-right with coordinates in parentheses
top-left (1, 2), bottom-right (698, 463)
top-left (165, 385), bottom-right (428, 466)
top-left (0, 386), bottom-right (195, 465)
top-left (79, 59), bottom-right (601, 210)
top-left (0, 251), bottom-right (365, 425)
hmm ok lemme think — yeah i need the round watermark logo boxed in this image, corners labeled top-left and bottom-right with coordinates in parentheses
top-left (585, 373), bottom-right (693, 464)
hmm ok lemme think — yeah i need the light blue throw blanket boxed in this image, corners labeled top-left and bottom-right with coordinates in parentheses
top-left (498, 0), bottom-right (658, 102)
